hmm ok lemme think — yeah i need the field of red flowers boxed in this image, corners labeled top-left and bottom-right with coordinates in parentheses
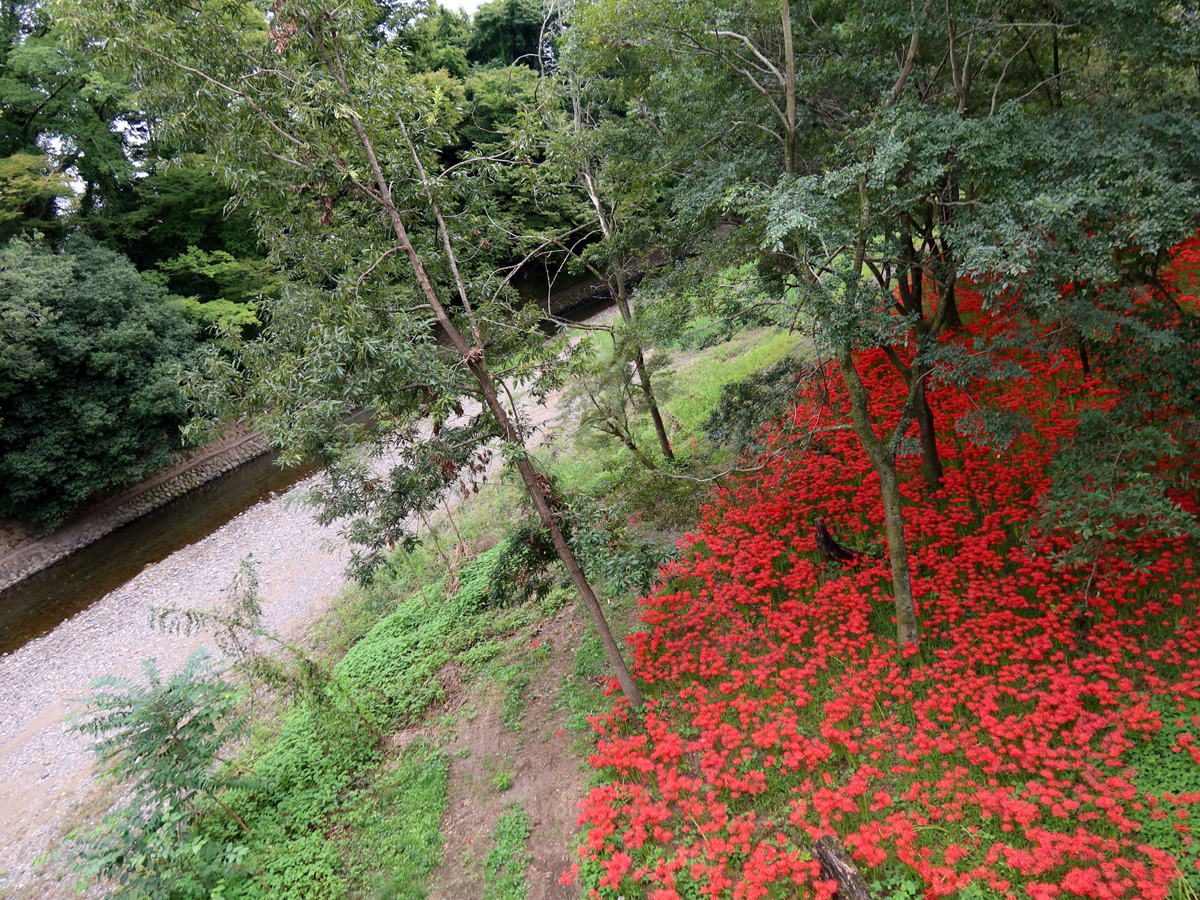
top-left (573, 246), bottom-right (1200, 899)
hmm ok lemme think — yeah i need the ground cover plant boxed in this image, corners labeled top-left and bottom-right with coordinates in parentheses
top-left (572, 259), bottom-right (1200, 899)
top-left (64, 542), bottom-right (561, 900)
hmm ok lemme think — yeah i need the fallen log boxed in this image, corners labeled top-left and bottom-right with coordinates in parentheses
top-left (812, 834), bottom-right (873, 900)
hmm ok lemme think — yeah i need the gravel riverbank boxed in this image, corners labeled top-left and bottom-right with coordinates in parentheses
top-left (0, 475), bottom-right (347, 897)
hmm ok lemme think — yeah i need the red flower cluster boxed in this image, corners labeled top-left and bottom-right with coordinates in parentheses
top-left (575, 254), bottom-right (1200, 899)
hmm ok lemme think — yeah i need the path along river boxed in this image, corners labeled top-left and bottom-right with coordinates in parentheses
top-left (0, 304), bottom-right (612, 896)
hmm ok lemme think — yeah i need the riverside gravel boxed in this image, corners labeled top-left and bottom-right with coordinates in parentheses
top-left (0, 475), bottom-right (348, 896)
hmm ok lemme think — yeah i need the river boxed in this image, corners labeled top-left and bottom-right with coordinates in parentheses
top-left (0, 451), bottom-right (316, 656)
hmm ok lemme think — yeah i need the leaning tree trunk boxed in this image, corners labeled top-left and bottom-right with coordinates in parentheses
top-left (876, 462), bottom-right (920, 645)
top-left (912, 375), bottom-right (944, 488)
top-left (882, 348), bottom-right (944, 490)
top-left (352, 117), bottom-right (646, 710)
top-left (836, 345), bottom-right (921, 647)
top-left (613, 280), bottom-right (675, 462)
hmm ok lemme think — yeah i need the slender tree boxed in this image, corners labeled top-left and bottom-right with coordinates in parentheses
top-left (59, 0), bottom-right (644, 708)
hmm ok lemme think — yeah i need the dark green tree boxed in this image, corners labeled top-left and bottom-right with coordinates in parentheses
top-left (0, 234), bottom-right (196, 527)
top-left (467, 0), bottom-right (545, 68)
top-left (565, 0), bottom-right (1200, 647)
top-left (0, 1), bottom-right (140, 220)
top-left (395, 0), bottom-right (471, 77)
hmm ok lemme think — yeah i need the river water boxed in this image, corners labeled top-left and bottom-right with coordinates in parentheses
top-left (0, 298), bottom-right (617, 657)
top-left (0, 452), bottom-right (316, 656)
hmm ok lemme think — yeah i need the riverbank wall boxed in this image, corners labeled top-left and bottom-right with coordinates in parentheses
top-left (0, 430), bottom-right (272, 593)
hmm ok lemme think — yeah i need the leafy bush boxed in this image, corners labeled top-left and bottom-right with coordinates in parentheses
top-left (66, 651), bottom-right (251, 899)
top-left (0, 235), bottom-right (197, 527)
top-left (703, 356), bottom-right (808, 454)
top-left (486, 519), bottom-right (562, 606)
top-left (567, 494), bottom-right (674, 596)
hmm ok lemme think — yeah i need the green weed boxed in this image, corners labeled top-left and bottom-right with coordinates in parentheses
top-left (1127, 694), bottom-right (1200, 891)
top-left (339, 742), bottom-right (448, 900)
top-left (482, 805), bottom-right (532, 900)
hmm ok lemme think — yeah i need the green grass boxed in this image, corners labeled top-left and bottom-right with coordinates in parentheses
top-left (547, 323), bottom-right (802, 509)
top-left (1128, 694), bottom-right (1200, 892)
top-left (482, 805), bottom-right (532, 900)
top-left (656, 326), bottom-right (804, 444)
top-left (338, 742), bottom-right (449, 900)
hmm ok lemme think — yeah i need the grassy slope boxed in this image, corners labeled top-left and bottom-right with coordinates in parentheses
top-left (55, 316), bottom-right (797, 900)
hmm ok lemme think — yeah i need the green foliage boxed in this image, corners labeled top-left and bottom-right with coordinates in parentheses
top-left (566, 494), bottom-right (672, 596)
top-left (559, 326), bottom-right (669, 471)
top-left (339, 742), bottom-right (448, 900)
top-left (0, 5), bottom-right (139, 224)
top-left (482, 805), bottom-right (531, 900)
top-left (869, 869), bottom-right (925, 900)
top-left (155, 247), bottom-right (271, 331)
top-left (333, 544), bottom-right (504, 725)
top-left (0, 153), bottom-right (70, 241)
top-left (468, 0), bottom-right (545, 68)
top-left (66, 651), bottom-right (251, 900)
top-left (0, 234), bottom-right (196, 527)
top-left (396, 2), bottom-right (471, 78)
top-left (1127, 694), bottom-right (1200, 891)
top-left (703, 357), bottom-right (809, 454)
top-left (1032, 409), bottom-right (1200, 578)
top-left (486, 519), bottom-right (561, 606)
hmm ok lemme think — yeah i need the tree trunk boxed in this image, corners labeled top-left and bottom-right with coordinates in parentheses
top-left (605, 421), bottom-right (658, 471)
top-left (634, 348), bottom-right (674, 462)
top-left (509, 451), bottom-right (646, 709)
top-left (912, 377), bottom-right (943, 488)
top-left (877, 462), bottom-right (920, 646)
top-left (811, 835), bottom-right (874, 900)
top-left (941, 278), bottom-right (963, 330)
top-left (881, 347), bottom-right (944, 490)
top-left (352, 114), bottom-right (645, 710)
top-left (780, 0), bottom-right (797, 175)
top-left (836, 344), bottom-right (921, 648)
top-left (465, 332), bottom-right (647, 712)
top-left (613, 285), bottom-right (674, 462)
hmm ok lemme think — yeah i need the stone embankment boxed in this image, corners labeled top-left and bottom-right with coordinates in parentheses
top-left (0, 430), bottom-right (271, 593)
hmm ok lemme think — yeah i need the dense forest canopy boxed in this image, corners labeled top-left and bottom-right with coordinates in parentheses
top-left (0, 0), bottom-right (578, 527)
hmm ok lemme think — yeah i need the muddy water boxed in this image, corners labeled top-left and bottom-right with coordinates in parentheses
top-left (0, 300), bottom-right (614, 658)
top-left (0, 451), bottom-right (315, 655)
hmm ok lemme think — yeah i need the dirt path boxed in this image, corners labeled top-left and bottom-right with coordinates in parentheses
top-left (428, 602), bottom-right (592, 900)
